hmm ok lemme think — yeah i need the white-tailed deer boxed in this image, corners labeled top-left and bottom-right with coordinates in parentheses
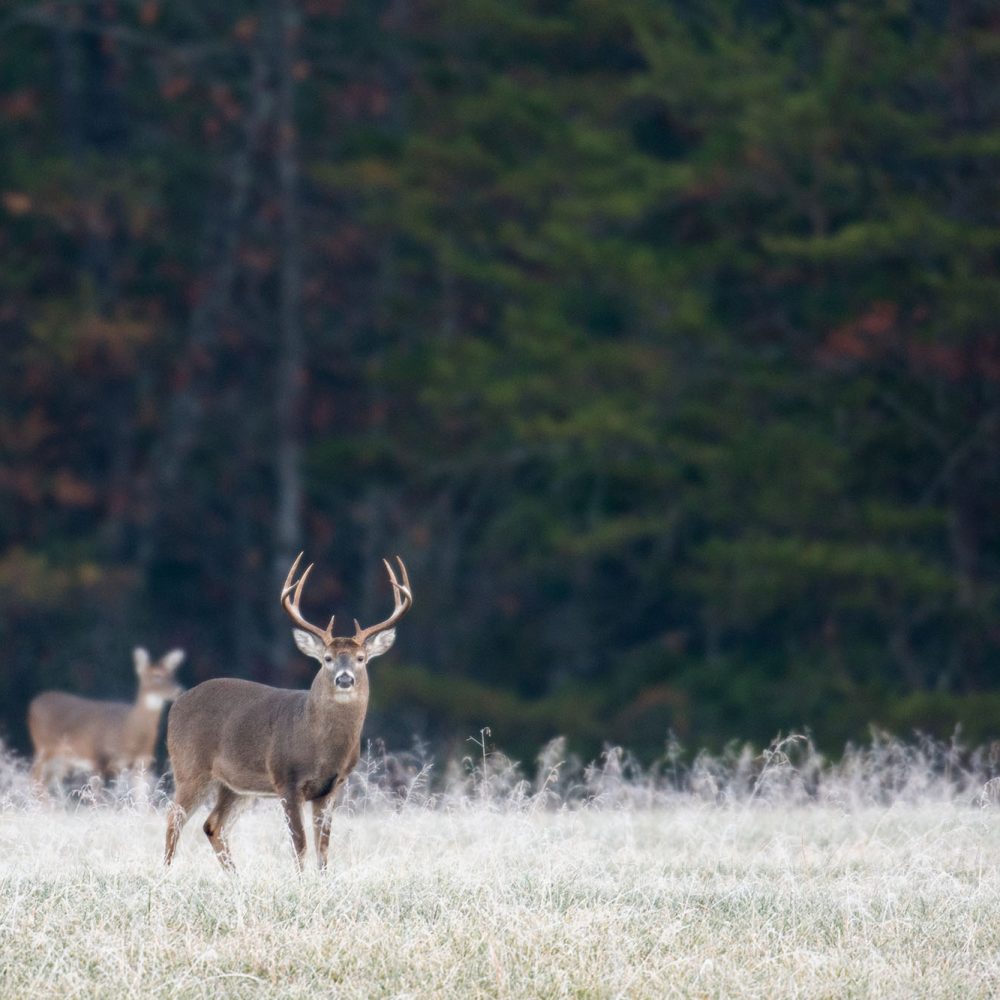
top-left (29, 647), bottom-right (185, 791)
top-left (164, 553), bottom-right (411, 871)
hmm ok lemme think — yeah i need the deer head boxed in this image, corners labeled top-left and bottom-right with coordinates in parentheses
top-left (133, 646), bottom-right (186, 709)
top-left (280, 552), bottom-right (412, 693)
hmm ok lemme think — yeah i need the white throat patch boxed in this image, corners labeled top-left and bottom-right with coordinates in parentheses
top-left (143, 694), bottom-right (165, 711)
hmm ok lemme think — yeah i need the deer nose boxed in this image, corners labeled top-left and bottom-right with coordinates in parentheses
top-left (334, 670), bottom-right (355, 689)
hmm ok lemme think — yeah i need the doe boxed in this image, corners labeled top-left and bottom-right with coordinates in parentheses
top-left (29, 647), bottom-right (185, 792)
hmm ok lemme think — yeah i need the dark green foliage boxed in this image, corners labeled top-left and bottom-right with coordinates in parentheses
top-left (1, 0), bottom-right (999, 761)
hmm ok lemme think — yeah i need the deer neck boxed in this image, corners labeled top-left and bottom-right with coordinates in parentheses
top-left (306, 668), bottom-right (369, 740)
top-left (134, 690), bottom-right (168, 715)
top-left (124, 693), bottom-right (163, 753)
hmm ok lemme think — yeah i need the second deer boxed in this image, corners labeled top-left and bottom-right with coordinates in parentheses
top-left (29, 647), bottom-right (185, 793)
top-left (164, 553), bottom-right (412, 871)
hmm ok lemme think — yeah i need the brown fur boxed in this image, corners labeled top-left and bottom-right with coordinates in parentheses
top-left (164, 555), bottom-right (410, 871)
top-left (29, 648), bottom-right (184, 788)
top-left (164, 654), bottom-right (367, 870)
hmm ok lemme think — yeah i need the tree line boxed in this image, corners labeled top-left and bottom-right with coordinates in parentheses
top-left (1, 0), bottom-right (999, 762)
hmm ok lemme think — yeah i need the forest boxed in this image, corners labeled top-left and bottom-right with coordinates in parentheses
top-left (1, 0), bottom-right (999, 763)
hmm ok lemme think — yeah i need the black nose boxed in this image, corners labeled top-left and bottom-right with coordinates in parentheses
top-left (335, 671), bottom-right (354, 689)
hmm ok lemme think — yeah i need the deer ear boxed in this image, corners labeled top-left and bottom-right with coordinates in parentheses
top-left (293, 629), bottom-right (326, 661)
top-left (365, 628), bottom-right (396, 660)
top-left (133, 647), bottom-right (150, 675)
top-left (162, 649), bottom-right (185, 672)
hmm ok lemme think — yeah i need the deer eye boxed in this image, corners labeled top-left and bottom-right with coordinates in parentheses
top-left (356, 654), bottom-right (365, 663)
top-left (325, 655), bottom-right (333, 664)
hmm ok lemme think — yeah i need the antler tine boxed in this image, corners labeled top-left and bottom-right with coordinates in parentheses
top-left (281, 551), bottom-right (305, 600)
top-left (354, 556), bottom-right (413, 643)
top-left (280, 554), bottom-right (332, 641)
top-left (293, 563), bottom-right (313, 604)
top-left (382, 556), bottom-right (413, 607)
top-left (394, 555), bottom-right (412, 599)
top-left (382, 557), bottom-right (401, 604)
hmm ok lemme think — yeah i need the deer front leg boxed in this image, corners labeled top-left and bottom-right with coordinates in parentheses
top-left (280, 787), bottom-right (308, 871)
top-left (310, 784), bottom-right (342, 871)
top-left (312, 748), bottom-right (359, 869)
top-left (311, 794), bottom-right (333, 870)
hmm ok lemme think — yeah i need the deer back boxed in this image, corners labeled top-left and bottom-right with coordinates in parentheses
top-left (29, 692), bottom-right (134, 766)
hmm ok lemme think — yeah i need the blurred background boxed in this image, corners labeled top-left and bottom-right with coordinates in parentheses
top-left (1, 0), bottom-right (999, 764)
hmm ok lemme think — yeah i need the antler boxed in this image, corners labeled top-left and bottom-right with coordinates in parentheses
top-left (353, 556), bottom-right (413, 645)
top-left (280, 552), bottom-right (336, 643)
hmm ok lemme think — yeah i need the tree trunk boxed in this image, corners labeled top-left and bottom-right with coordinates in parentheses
top-left (268, 0), bottom-right (305, 683)
top-left (135, 39), bottom-right (269, 577)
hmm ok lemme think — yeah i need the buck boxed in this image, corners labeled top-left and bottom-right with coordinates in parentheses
top-left (164, 553), bottom-right (412, 871)
top-left (28, 647), bottom-right (185, 790)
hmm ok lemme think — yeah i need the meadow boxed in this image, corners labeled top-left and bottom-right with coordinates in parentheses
top-left (2, 734), bottom-right (1000, 999)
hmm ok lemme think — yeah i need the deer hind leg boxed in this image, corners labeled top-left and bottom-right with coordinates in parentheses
top-left (203, 785), bottom-right (245, 871)
top-left (164, 776), bottom-right (212, 866)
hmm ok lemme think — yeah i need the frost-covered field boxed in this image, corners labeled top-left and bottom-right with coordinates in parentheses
top-left (2, 735), bottom-right (1000, 999)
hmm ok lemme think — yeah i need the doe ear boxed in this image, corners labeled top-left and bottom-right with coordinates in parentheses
top-left (293, 629), bottom-right (326, 661)
top-left (162, 649), bottom-right (185, 672)
top-left (133, 647), bottom-right (150, 676)
top-left (365, 628), bottom-right (396, 660)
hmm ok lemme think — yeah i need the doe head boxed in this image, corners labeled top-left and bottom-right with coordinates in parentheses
top-left (133, 647), bottom-right (186, 708)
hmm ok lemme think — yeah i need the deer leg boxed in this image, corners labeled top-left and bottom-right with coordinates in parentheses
top-left (279, 789), bottom-right (307, 872)
top-left (203, 786), bottom-right (243, 871)
top-left (164, 777), bottom-right (211, 865)
top-left (311, 793), bottom-right (334, 870)
top-left (30, 754), bottom-right (52, 801)
top-left (95, 756), bottom-right (114, 785)
top-left (311, 775), bottom-right (348, 870)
